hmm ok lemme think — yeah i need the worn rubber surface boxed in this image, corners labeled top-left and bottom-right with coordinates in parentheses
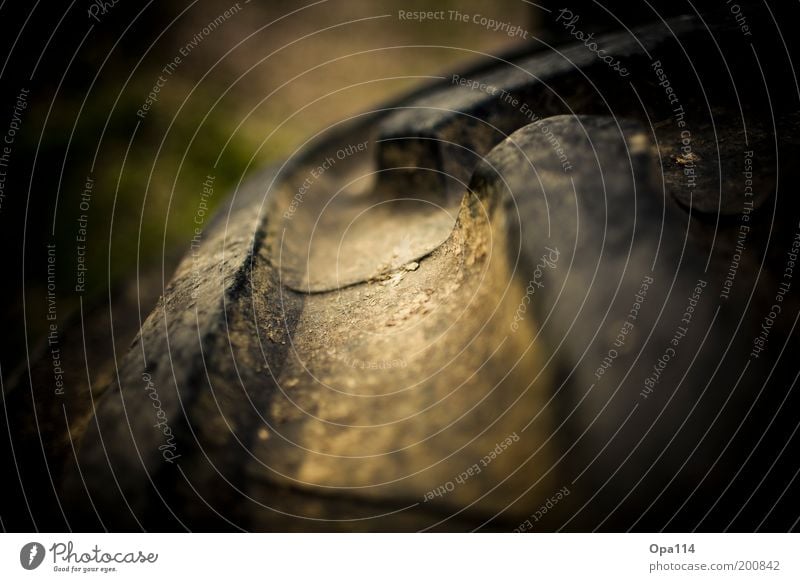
top-left (4, 7), bottom-right (800, 532)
